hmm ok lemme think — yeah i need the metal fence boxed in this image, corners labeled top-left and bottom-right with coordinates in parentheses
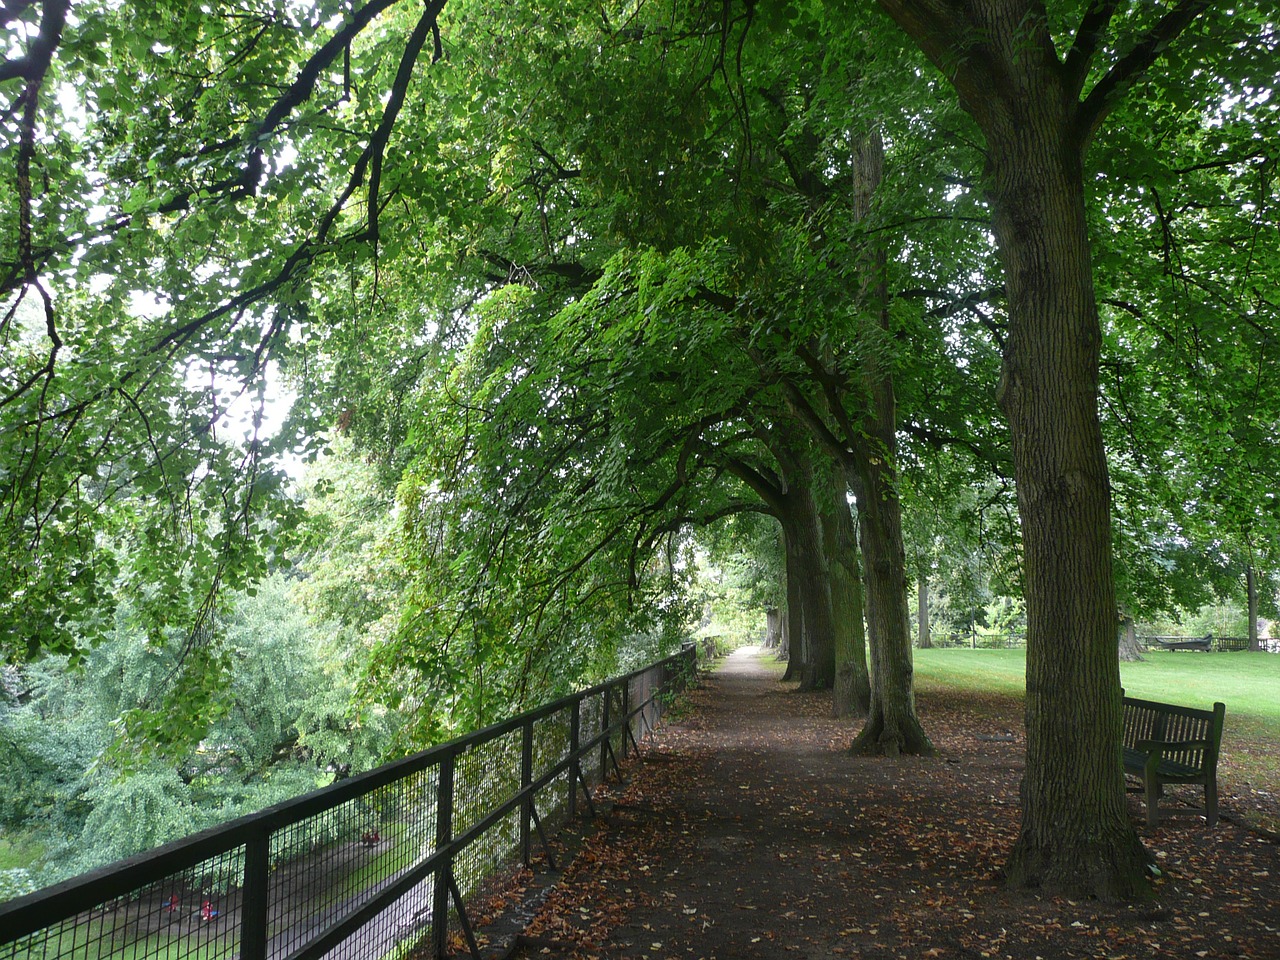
top-left (933, 632), bottom-right (1026, 650)
top-left (0, 645), bottom-right (697, 960)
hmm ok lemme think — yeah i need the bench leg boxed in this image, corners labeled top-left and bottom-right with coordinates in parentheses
top-left (1205, 780), bottom-right (1218, 827)
top-left (1145, 775), bottom-right (1161, 827)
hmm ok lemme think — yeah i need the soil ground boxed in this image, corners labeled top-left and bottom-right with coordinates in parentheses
top-left (471, 646), bottom-right (1280, 960)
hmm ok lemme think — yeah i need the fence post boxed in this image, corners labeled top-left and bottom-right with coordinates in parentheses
top-left (620, 679), bottom-right (631, 759)
top-left (569, 700), bottom-right (582, 818)
top-left (656, 663), bottom-right (665, 721)
top-left (432, 752), bottom-right (456, 959)
top-left (240, 828), bottom-right (271, 960)
top-left (600, 683), bottom-right (612, 772)
top-left (520, 720), bottom-right (533, 866)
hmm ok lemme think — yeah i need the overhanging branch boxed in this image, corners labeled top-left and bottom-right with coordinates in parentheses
top-left (1074, 0), bottom-right (1213, 150)
top-left (1061, 0), bottom-right (1122, 98)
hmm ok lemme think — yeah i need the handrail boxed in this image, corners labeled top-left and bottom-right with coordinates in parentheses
top-left (0, 644), bottom-right (698, 960)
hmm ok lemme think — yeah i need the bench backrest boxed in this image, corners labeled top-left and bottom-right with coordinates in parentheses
top-left (1121, 693), bottom-right (1225, 772)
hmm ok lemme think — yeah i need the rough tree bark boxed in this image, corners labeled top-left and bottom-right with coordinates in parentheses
top-left (818, 462), bottom-right (872, 717)
top-left (729, 434), bottom-right (834, 689)
top-left (778, 602), bottom-right (791, 661)
top-left (781, 532), bottom-right (804, 682)
top-left (917, 576), bottom-right (932, 649)
top-left (849, 450), bottom-right (933, 755)
top-left (991, 125), bottom-right (1147, 892)
top-left (1118, 613), bottom-right (1143, 662)
top-left (765, 607), bottom-right (784, 650)
top-left (1247, 563), bottom-right (1260, 652)
top-left (870, 0), bottom-right (1214, 898)
top-left (760, 75), bottom-right (922, 736)
top-left (784, 478), bottom-right (837, 692)
top-left (846, 130), bottom-right (933, 757)
top-left (775, 530), bottom-right (791, 663)
top-left (983, 79), bottom-right (1146, 906)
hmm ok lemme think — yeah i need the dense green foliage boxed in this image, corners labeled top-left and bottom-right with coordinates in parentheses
top-left (0, 572), bottom-right (397, 888)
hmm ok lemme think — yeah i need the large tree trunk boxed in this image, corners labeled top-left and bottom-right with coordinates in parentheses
top-left (917, 575), bottom-right (932, 649)
top-left (781, 531), bottom-right (802, 682)
top-left (786, 486), bottom-right (836, 692)
top-left (1247, 563), bottom-right (1260, 652)
top-left (760, 422), bottom-right (837, 691)
top-left (846, 131), bottom-right (932, 757)
top-left (1118, 614), bottom-right (1143, 662)
top-left (819, 463), bottom-right (871, 717)
top-left (874, 0), bottom-right (1212, 899)
top-left (765, 607), bottom-right (783, 650)
top-left (850, 459), bottom-right (933, 755)
top-left (775, 529), bottom-right (791, 661)
top-left (988, 107), bottom-right (1147, 901)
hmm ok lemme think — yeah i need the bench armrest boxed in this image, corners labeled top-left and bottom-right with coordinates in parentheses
top-left (1135, 738), bottom-right (1209, 753)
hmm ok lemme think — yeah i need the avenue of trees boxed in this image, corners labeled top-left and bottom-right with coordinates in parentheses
top-left (2, 0), bottom-right (1277, 900)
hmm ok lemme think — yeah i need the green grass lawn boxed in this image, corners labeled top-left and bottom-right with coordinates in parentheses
top-left (752, 650), bottom-right (790, 678)
top-left (0, 834), bottom-right (44, 872)
top-left (914, 647), bottom-right (1280, 829)
top-left (915, 647), bottom-right (1280, 723)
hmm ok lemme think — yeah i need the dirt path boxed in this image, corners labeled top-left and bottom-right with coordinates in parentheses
top-left (491, 646), bottom-right (1280, 960)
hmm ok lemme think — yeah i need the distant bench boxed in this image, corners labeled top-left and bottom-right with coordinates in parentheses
top-left (1121, 692), bottom-right (1225, 827)
top-left (1152, 636), bottom-right (1212, 652)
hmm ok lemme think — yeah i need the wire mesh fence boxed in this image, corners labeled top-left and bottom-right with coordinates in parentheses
top-left (0, 645), bottom-right (697, 960)
top-left (932, 632), bottom-right (1026, 649)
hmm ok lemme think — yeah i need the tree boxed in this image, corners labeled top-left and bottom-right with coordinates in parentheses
top-left (724, 419), bottom-right (839, 692)
top-left (1, 0), bottom-right (514, 669)
top-left (1091, 48), bottom-right (1280, 646)
top-left (0, 575), bottom-right (393, 882)
top-left (816, 462), bottom-right (873, 717)
top-left (874, 0), bottom-right (1275, 896)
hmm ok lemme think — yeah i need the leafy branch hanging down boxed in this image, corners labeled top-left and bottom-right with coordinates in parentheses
top-left (0, 0), bottom-right (450, 661)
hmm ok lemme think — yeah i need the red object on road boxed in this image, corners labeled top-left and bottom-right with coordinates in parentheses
top-left (202, 900), bottom-right (218, 922)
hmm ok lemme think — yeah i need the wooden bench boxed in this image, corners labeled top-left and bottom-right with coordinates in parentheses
top-left (1121, 692), bottom-right (1225, 827)
top-left (1153, 636), bottom-right (1212, 652)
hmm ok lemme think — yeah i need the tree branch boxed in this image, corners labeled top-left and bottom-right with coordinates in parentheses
top-left (0, 0), bottom-right (67, 83)
top-left (252, 0), bottom-right (417, 140)
top-left (365, 3), bottom-right (443, 243)
top-left (722, 454), bottom-right (785, 512)
top-left (1074, 0), bottom-right (1214, 150)
top-left (1061, 0), bottom-right (1122, 99)
top-left (873, 0), bottom-right (1008, 130)
top-left (0, 0), bottom-right (37, 30)
top-left (777, 378), bottom-right (860, 476)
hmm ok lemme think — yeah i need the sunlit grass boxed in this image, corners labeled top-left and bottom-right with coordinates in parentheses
top-left (914, 647), bottom-right (1280, 829)
top-left (914, 647), bottom-right (1280, 723)
top-left (0, 833), bottom-right (45, 872)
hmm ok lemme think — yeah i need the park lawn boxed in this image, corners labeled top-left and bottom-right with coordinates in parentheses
top-left (914, 647), bottom-right (1280, 830)
top-left (0, 833), bottom-right (45, 872)
top-left (914, 647), bottom-right (1280, 723)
